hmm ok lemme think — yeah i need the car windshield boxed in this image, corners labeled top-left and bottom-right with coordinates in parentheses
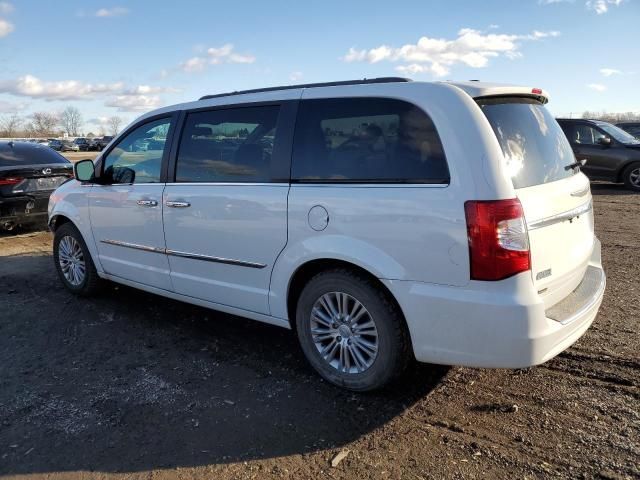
top-left (478, 97), bottom-right (577, 189)
top-left (597, 123), bottom-right (640, 145)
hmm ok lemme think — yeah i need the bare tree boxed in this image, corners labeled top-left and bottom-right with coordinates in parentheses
top-left (60, 106), bottom-right (83, 136)
top-left (107, 116), bottom-right (123, 136)
top-left (28, 112), bottom-right (59, 137)
top-left (0, 113), bottom-right (22, 138)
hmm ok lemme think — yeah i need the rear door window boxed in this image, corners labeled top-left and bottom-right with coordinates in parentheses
top-left (291, 97), bottom-right (449, 183)
top-left (175, 106), bottom-right (280, 183)
top-left (479, 98), bottom-right (577, 189)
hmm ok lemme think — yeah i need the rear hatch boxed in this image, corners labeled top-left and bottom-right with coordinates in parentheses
top-left (478, 97), bottom-right (595, 308)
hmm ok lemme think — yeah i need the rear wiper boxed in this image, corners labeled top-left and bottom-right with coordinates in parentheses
top-left (565, 158), bottom-right (587, 171)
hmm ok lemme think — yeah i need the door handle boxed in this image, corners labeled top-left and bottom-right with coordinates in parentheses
top-left (137, 199), bottom-right (158, 207)
top-left (165, 201), bottom-right (191, 208)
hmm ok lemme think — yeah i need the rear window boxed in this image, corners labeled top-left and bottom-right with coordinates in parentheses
top-left (0, 143), bottom-right (69, 167)
top-left (291, 97), bottom-right (449, 183)
top-left (478, 97), bottom-right (576, 189)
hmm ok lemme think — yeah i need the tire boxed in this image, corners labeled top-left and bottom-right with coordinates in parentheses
top-left (53, 222), bottom-right (101, 296)
top-left (295, 268), bottom-right (411, 391)
top-left (622, 163), bottom-right (640, 191)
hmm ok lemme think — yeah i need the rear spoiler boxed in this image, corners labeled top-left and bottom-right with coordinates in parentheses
top-left (445, 82), bottom-right (550, 104)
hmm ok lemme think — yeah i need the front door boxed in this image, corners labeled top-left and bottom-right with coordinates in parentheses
top-left (89, 116), bottom-right (175, 291)
top-left (162, 104), bottom-right (291, 314)
top-left (565, 123), bottom-right (617, 179)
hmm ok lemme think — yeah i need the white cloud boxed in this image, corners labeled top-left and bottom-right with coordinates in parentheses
top-left (181, 56), bottom-right (207, 73)
top-left (289, 71), bottom-right (303, 81)
top-left (0, 17), bottom-right (12, 37)
top-left (95, 7), bottom-right (129, 17)
top-left (180, 44), bottom-right (256, 73)
top-left (541, 0), bottom-right (623, 13)
top-left (587, 83), bottom-right (607, 92)
top-left (600, 68), bottom-right (622, 76)
top-left (342, 28), bottom-right (561, 77)
top-left (586, 0), bottom-right (623, 14)
top-left (105, 95), bottom-right (161, 112)
top-left (125, 85), bottom-right (178, 95)
top-left (0, 75), bottom-right (176, 115)
top-left (0, 2), bottom-right (13, 14)
top-left (0, 75), bottom-right (125, 100)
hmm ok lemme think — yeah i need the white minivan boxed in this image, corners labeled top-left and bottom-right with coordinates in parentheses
top-left (49, 78), bottom-right (606, 391)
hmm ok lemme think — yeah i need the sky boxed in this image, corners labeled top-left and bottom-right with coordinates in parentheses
top-left (0, 0), bottom-right (638, 134)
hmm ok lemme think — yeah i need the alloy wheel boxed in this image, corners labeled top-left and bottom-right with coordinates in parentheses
top-left (309, 291), bottom-right (379, 374)
top-left (58, 235), bottom-right (86, 286)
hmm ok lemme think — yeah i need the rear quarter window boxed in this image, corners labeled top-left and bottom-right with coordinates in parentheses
top-left (291, 97), bottom-right (449, 183)
top-left (478, 98), bottom-right (576, 189)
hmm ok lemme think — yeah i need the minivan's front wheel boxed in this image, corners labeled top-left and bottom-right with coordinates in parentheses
top-left (295, 269), bottom-right (410, 391)
top-left (622, 163), bottom-right (640, 191)
top-left (53, 222), bottom-right (101, 296)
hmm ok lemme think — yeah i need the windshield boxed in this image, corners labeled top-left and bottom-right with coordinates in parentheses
top-left (478, 97), bottom-right (577, 189)
top-left (597, 123), bottom-right (640, 145)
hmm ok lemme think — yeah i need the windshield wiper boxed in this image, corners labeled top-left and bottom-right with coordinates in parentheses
top-left (565, 158), bottom-right (587, 171)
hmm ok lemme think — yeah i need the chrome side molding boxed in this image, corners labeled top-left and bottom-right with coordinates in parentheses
top-left (165, 249), bottom-right (266, 269)
top-left (100, 239), bottom-right (165, 253)
top-left (100, 239), bottom-right (266, 269)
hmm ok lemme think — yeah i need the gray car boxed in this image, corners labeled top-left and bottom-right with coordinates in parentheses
top-left (557, 118), bottom-right (640, 191)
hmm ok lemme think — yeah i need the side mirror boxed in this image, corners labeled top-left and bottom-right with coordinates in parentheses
top-left (597, 136), bottom-right (612, 146)
top-left (74, 159), bottom-right (95, 182)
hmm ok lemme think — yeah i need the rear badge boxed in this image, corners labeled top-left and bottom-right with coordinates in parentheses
top-left (536, 268), bottom-right (552, 281)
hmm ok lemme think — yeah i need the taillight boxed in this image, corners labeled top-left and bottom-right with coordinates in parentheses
top-left (0, 177), bottom-right (23, 186)
top-left (464, 199), bottom-right (531, 281)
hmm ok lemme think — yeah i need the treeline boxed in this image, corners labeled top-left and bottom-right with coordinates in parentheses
top-left (581, 111), bottom-right (640, 123)
top-left (0, 107), bottom-right (123, 138)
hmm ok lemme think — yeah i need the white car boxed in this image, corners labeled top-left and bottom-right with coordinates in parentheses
top-left (48, 78), bottom-right (606, 391)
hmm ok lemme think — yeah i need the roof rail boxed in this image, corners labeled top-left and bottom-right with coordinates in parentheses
top-left (198, 77), bottom-right (411, 101)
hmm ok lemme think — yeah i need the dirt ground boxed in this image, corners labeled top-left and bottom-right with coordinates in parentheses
top-left (0, 183), bottom-right (638, 480)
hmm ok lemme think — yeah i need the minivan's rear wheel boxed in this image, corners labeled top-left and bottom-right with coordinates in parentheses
top-left (53, 222), bottom-right (101, 296)
top-left (295, 269), bottom-right (410, 391)
top-left (623, 163), bottom-right (640, 191)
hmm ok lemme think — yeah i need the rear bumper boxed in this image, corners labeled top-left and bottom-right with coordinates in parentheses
top-left (384, 239), bottom-right (605, 368)
top-left (0, 195), bottom-right (50, 226)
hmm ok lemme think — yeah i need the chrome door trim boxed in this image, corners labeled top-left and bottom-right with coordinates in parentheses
top-left (165, 249), bottom-right (267, 269)
top-left (527, 201), bottom-right (592, 231)
top-left (100, 239), bottom-right (266, 269)
top-left (100, 239), bottom-right (165, 253)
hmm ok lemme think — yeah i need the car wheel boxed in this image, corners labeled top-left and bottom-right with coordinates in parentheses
top-left (623, 163), bottom-right (640, 191)
top-left (53, 222), bottom-right (101, 296)
top-left (295, 268), bottom-right (411, 391)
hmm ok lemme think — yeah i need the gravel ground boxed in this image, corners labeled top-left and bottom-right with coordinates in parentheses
top-left (0, 183), bottom-right (638, 480)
